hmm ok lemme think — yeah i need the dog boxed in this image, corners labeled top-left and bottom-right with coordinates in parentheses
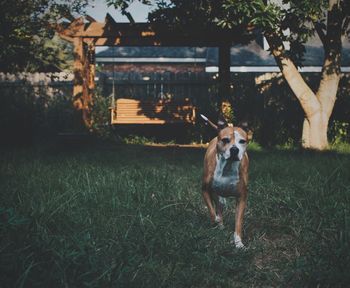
top-left (201, 114), bottom-right (249, 248)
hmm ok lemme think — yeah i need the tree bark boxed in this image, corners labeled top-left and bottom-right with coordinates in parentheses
top-left (301, 118), bottom-right (310, 148)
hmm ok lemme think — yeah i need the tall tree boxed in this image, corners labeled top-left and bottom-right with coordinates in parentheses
top-left (0, 0), bottom-right (88, 72)
top-left (222, 0), bottom-right (349, 149)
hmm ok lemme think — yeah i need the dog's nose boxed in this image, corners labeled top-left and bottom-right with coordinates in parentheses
top-left (230, 146), bottom-right (239, 156)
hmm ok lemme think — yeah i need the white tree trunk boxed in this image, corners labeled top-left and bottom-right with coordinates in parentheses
top-left (301, 118), bottom-right (310, 148)
top-left (308, 112), bottom-right (329, 150)
top-left (265, 36), bottom-right (326, 149)
top-left (264, 0), bottom-right (342, 150)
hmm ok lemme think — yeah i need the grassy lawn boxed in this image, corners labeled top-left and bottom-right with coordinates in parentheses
top-left (1, 142), bottom-right (350, 287)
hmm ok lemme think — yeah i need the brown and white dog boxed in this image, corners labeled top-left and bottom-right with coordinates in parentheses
top-left (201, 114), bottom-right (249, 248)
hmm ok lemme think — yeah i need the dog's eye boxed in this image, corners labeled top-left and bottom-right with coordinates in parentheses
top-left (221, 138), bottom-right (230, 144)
top-left (239, 139), bottom-right (247, 144)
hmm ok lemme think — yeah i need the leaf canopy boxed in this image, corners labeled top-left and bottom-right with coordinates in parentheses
top-left (0, 0), bottom-right (88, 72)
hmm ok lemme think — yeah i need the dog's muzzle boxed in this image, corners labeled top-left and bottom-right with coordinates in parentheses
top-left (230, 146), bottom-right (240, 161)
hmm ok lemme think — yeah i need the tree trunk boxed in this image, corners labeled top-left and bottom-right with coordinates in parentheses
top-left (264, 0), bottom-right (342, 150)
top-left (265, 34), bottom-right (326, 149)
top-left (307, 112), bottom-right (329, 150)
top-left (301, 118), bottom-right (310, 148)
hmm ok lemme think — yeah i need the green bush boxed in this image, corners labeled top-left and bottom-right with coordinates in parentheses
top-left (90, 88), bottom-right (113, 140)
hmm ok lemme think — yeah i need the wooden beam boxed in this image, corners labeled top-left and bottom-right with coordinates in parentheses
top-left (84, 37), bottom-right (122, 46)
top-left (57, 32), bottom-right (75, 43)
top-left (87, 43), bottom-right (95, 99)
top-left (57, 20), bottom-right (237, 46)
top-left (68, 16), bottom-right (85, 35)
top-left (86, 15), bottom-right (97, 23)
top-left (105, 13), bottom-right (117, 27)
top-left (55, 22), bottom-right (74, 42)
top-left (82, 35), bottom-right (233, 47)
top-left (80, 43), bottom-right (95, 128)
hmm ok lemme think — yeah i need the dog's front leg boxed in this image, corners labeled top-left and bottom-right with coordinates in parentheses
top-left (213, 194), bottom-right (226, 227)
top-left (202, 190), bottom-right (217, 223)
top-left (233, 194), bottom-right (247, 248)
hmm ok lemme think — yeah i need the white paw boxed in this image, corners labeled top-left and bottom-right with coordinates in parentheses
top-left (232, 232), bottom-right (245, 249)
top-left (214, 215), bottom-right (222, 223)
top-left (214, 215), bottom-right (224, 229)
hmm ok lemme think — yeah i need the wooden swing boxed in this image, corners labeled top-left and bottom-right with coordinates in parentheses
top-left (108, 46), bottom-right (196, 125)
top-left (110, 98), bottom-right (196, 124)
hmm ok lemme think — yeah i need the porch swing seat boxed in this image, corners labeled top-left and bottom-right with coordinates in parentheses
top-left (110, 98), bottom-right (196, 124)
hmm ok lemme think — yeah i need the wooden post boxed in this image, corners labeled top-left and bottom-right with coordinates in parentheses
top-left (88, 43), bottom-right (96, 92)
top-left (73, 37), bottom-right (84, 111)
top-left (84, 42), bottom-right (95, 128)
top-left (218, 43), bottom-right (231, 114)
top-left (73, 37), bottom-right (95, 128)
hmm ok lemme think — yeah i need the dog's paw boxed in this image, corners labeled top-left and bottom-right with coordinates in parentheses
top-left (214, 215), bottom-right (222, 223)
top-left (213, 215), bottom-right (224, 229)
top-left (231, 232), bottom-right (246, 249)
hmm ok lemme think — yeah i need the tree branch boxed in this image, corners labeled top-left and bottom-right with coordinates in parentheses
top-left (314, 22), bottom-right (327, 48)
top-left (264, 32), bottom-right (320, 119)
top-left (342, 16), bottom-right (350, 35)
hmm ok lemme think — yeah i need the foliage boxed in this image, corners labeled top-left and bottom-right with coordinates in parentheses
top-left (0, 0), bottom-right (88, 72)
top-left (123, 134), bottom-right (156, 144)
top-left (329, 121), bottom-right (349, 144)
top-left (90, 88), bottom-right (113, 139)
top-left (1, 144), bottom-right (350, 286)
top-left (0, 80), bottom-right (81, 145)
top-left (107, 0), bottom-right (350, 65)
top-left (105, 0), bottom-right (151, 12)
top-left (107, 0), bottom-right (255, 44)
top-left (222, 0), bottom-right (350, 66)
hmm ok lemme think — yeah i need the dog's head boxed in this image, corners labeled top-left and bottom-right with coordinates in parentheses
top-left (201, 114), bottom-right (249, 161)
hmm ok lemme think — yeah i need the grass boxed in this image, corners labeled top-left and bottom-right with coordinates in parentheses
top-left (1, 142), bottom-right (350, 287)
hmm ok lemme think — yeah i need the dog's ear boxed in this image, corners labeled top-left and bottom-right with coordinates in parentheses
top-left (238, 121), bottom-right (249, 132)
top-left (217, 114), bottom-right (228, 131)
top-left (238, 121), bottom-right (253, 141)
top-left (200, 114), bottom-right (218, 130)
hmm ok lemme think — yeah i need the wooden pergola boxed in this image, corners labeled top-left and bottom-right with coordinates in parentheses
top-left (56, 14), bottom-right (248, 126)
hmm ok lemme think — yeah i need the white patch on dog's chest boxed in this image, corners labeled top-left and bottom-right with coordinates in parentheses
top-left (211, 155), bottom-right (240, 197)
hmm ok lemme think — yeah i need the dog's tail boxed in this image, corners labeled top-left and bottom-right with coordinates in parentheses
top-left (218, 196), bottom-right (227, 207)
top-left (200, 114), bottom-right (218, 130)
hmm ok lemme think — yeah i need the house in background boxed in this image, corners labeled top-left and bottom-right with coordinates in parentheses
top-left (95, 37), bottom-right (350, 100)
top-left (95, 47), bottom-right (211, 101)
top-left (96, 37), bottom-right (350, 75)
top-left (96, 46), bottom-right (208, 75)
